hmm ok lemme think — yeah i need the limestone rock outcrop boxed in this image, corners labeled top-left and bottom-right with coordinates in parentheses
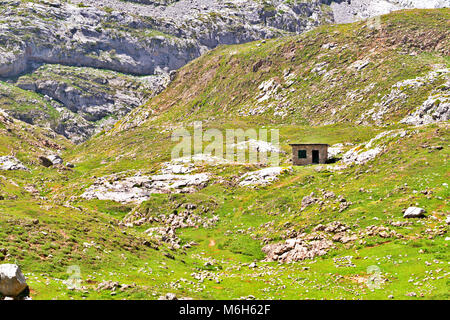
top-left (0, 264), bottom-right (29, 298)
top-left (0, 156), bottom-right (28, 171)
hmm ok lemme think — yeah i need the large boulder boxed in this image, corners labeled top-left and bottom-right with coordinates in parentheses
top-left (403, 207), bottom-right (426, 218)
top-left (39, 154), bottom-right (63, 167)
top-left (0, 264), bottom-right (28, 297)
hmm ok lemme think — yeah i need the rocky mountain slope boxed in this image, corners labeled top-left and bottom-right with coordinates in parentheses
top-left (0, 0), bottom-right (332, 141)
top-left (1, 0), bottom-right (448, 142)
top-left (108, 8), bottom-right (449, 138)
top-left (0, 4), bottom-right (449, 300)
top-left (0, 9), bottom-right (448, 301)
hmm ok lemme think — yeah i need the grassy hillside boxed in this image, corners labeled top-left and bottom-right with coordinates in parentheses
top-left (7, 123), bottom-right (447, 300)
top-left (0, 109), bottom-right (70, 164)
top-left (0, 9), bottom-right (448, 300)
top-left (66, 9), bottom-right (449, 178)
top-left (119, 8), bottom-right (449, 128)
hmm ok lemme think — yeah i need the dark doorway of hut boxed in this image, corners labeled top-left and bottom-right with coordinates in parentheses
top-left (312, 150), bottom-right (320, 164)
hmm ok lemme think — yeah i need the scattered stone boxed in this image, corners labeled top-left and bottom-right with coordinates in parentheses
top-left (401, 80), bottom-right (450, 126)
top-left (239, 167), bottom-right (292, 187)
top-left (351, 59), bottom-right (370, 71)
top-left (333, 256), bottom-right (355, 268)
top-left (97, 280), bottom-right (135, 293)
top-left (159, 293), bottom-right (178, 300)
top-left (96, 280), bottom-right (121, 291)
top-left (322, 43), bottom-right (337, 50)
top-left (257, 79), bottom-right (281, 102)
top-left (160, 163), bottom-right (194, 174)
top-left (191, 270), bottom-right (221, 284)
top-left (323, 191), bottom-right (336, 199)
top-left (301, 193), bottom-right (319, 209)
top-left (124, 204), bottom-right (219, 250)
top-left (262, 238), bottom-right (333, 263)
top-left (82, 172), bottom-right (210, 203)
top-left (364, 225), bottom-right (401, 238)
top-left (332, 232), bottom-right (357, 244)
top-left (171, 153), bottom-right (230, 165)
top-left (390, 221), bottom-right (412, 227)
top-left (324, 221), bottom-right (349, 233)
top-left (312, 224), bottom-right (326, 232)
top-left (311, 62), bottom-right (328, 75)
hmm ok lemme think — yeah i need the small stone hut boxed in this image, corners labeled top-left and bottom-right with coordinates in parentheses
top-left (290, 144), bottom-right (328, 165)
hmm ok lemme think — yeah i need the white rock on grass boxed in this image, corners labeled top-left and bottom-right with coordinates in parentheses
top-left (342, 146), bottom-right (383, 165)
top-left (401, 91), bottom-right (450, 126)
top-left (0, 156), bottom-right (28, 171)
top-left (81, 173), bottom-right (210, 203)
top-left (39, 154), bottom-right (63, 167)
top-left (160, 163), bottom-right (194, 174)
top-left (257, 79), bottom-right (281, 103)
top-left (232, 139), bottom-right (283, 154)
top-left (0, 264), bottom-right (28, 297)
top-left (327, 144), bottom-right (344, 159)
top-left (403, 207), bottom-right (426, 218)
top-left (351, 59), bottom-right (370, 71)
top-left (159, 293), bottom-right (177, 300)
top-left (239, 167), bottom-right (292, 186)
top-left (47, 154), bottom-right (63, 165)
top-left (171, 153), bottom-right (230, 165)
top-left (342, 130), bottom-right (407, 165)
